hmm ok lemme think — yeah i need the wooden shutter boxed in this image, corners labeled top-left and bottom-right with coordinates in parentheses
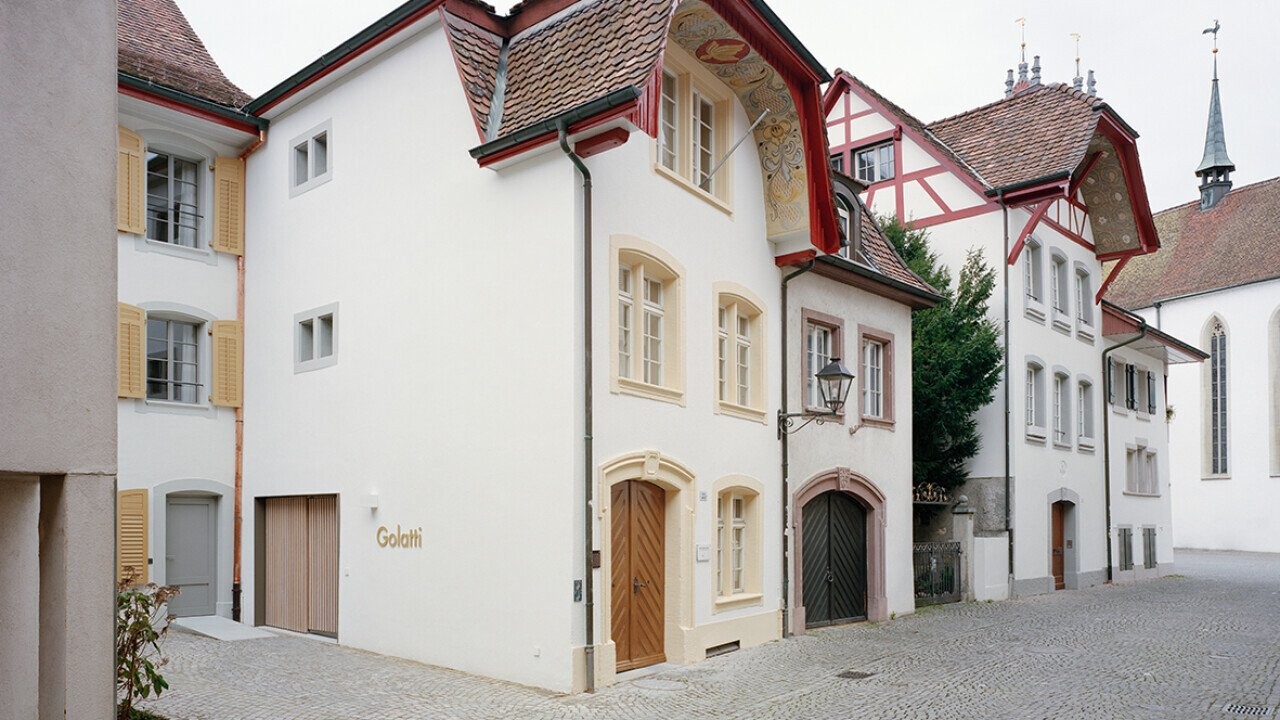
top-left (117, 489), bottom-right (149, 584)
top-left (210, 320), bottom-right (243, 407)
top-left (117, 302), bottom-right (146, 399)
top-left (307, 496), bottom-right (339, 635)
top-left (117, 127), bottom-right (146, 234)
top-left (212, 156), bottom-right (245, 255)
top-left (264, 497), bottom-right (309, 632)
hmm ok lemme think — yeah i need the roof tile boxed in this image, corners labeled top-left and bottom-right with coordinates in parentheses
top-left (118, 0), bottom-right (250, 108)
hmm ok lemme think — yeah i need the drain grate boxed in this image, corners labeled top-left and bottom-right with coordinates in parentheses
top-left (836, 671), bottom-right (876, 680)
top-left (1223, 704), bottom-right (1272, 716)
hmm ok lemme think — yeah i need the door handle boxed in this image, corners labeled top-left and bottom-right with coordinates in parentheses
top-left (825, 569), bottom-right (834, 584)
top-left (633, 576), bottom-right (647, 595)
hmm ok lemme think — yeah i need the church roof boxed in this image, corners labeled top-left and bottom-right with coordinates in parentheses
top-left (117, 0), bottom-right (251, 108)
top-left (1104, 176), bottom-right (1280, 309)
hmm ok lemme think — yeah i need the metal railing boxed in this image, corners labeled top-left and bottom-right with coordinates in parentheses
top-left (913, 541), bottom-right (961, 606)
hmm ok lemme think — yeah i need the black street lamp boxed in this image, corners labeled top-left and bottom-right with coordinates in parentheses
top-left (778, 358), bottom-right (855, 437)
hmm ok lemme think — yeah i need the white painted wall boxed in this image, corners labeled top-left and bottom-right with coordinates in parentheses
top-left (1133, 278), bottom-right (1280, 553)
top-left (117, 106), bottom-right (245, 617)
top-left (785, 273), bottom-right (917, 622)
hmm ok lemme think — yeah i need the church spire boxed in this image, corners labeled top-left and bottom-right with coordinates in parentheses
top-left (1196, 20), bottom-right (1235, 210)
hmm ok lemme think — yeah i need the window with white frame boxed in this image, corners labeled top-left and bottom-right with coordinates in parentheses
top-left (1026, 362), bottom-right (1046, 435)
top-left (1050, 255), bottom-right (1068, 315)
top-left (716, 294), bottom-right (763, 414)
top-left (147, 317), bottom-right (200, 403)
top-left (1209, 319), bottom-right (1228, 474)
top-left (830, 153), bottom-right (845, 174)
top-left (290, 121), bottom-right (332, 195)
top-left (1126, 445), bottom-right (1159, 495)
top-left (1148, 372), bottom-right (1158, 416)
top-left (803, 312), bottom-right (842, 411)
top-left (1053, 372), bottom-right (1070, 445)
top-left (615, 248), bottom-right (682, 398)
top-left (295, 303), bottom-right (338, 372)
top-left (146, 151), bottom-right (201, 247)
top-left (655, 53), bottom-right (729, 200)
top-left (1077, 380), bottom-right (1094, 442)
top-left (1074, 268), bottom-right (1093, 326)
top-left (859, 327), bottom-right (894, 424)
top-left (714, 487), bottom-right (758, 600)
top-left (1125, 363), bottom-right (1138, 411)
top-left (1024, 240), bottom-right (1044, 304)
top-left (853, 140), bottom-right (894, 183)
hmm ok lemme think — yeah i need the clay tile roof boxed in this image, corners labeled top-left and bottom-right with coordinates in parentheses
top-left (927, 83), bottom-right (1102, 191)
top-left (1105, 176), bottom-right (1280, 309)
top-left (859, 211), bottom-right (938, 295)
top-left (445, 0), bottom-right (673, 141)
top-left (118, 0), bottom-right (251, 108)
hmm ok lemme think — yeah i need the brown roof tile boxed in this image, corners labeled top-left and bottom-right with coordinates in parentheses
top-left (444, 0), bottom-right (673, 141)
top-left (118, 0), bottom-right (250, 108)
top-left (1105, 176), bottom-right (1280, 309)
top-left (927, 83), bottom-right (1102, 191)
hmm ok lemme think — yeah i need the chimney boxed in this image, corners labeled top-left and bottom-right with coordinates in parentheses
top-left (1031, 55), bottom-right (1042, 85)
top-left (1005, 69), bottom-right (1015, 97)
top-left (1087, 70), bottom-right (1097, 97)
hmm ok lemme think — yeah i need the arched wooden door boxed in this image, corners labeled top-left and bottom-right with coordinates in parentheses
top-left (801, 491), bottom-right (867, 627)
top-left (611, 480), bottom-right (665, 671)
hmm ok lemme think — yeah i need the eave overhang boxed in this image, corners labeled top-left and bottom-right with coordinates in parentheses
top-left (808, 254), bottom-right (942, 310)
top-left (119, 73), bottom-right (265, 135)
top-left (468, 86), bottom-right (643, 165)
top-left (1101, 301), bottom-right (1207, 364)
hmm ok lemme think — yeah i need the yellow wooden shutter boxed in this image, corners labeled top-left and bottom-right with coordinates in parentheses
top-left (117, 489), bottom-right (149, 585)
top-left (117, 127), bottom-right (146, 234)
top-left (210, 320), bottom-right (243, 407)
top-left (117, 302), bottom-right (146, 399)
top-left (212, 156), bottom-right (245, 255)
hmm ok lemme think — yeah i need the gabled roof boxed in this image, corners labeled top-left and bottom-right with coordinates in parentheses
top-left (118, 0), bottom-right (251, 108)
top-left (926, 83), bottom-right (1103, 192)
top-left (1105, 176), bottom-right (1280, 309)
top-left (443, 0), bottom-right (673, 141)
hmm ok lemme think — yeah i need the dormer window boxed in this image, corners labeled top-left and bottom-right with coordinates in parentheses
top-left (654, 49), bottom-right (730, 204)
top-left (854, 141), bottom-right (894, 183)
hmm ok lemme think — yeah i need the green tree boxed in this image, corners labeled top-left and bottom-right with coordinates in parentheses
top-left (880, 216), bottom-right (1003, 491)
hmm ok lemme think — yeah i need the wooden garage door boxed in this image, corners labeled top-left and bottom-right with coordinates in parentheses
top-left (801, 491), bottom-right (867, 628)
top-left (611, 480), bottom-right (665, 672)
top-left (264, 496), bottom-right (338, 636)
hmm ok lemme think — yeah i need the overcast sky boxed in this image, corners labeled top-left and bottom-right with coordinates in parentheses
top-left (179, 0), bottom-right (1279, 212)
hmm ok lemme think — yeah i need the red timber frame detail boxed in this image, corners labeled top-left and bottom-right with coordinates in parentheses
top-left (774, 249), bottom-right (817, 267)
top-left (1095, 255), bottom-right (1131, 305)
top-left (1005, 201), bottom-right (1051, 266)
top-left (1041, 194), bottom-right (1093, 252)
top-left (117, 82), bottom-right (260, 136)
top-left (821, 71), bottom-right (998, 230)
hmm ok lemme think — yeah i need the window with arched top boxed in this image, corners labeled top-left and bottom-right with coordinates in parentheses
top-left (612, 237), bottom-right (686, 404)
top-left (714, 285), bottom-right (765, 421)
top-left (1206, 317), bottom-right (1229, 476)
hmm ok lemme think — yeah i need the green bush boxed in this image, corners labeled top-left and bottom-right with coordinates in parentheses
top-left (116, 572), bottom-right (179, 720)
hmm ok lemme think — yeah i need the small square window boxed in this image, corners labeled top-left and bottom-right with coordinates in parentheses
top-left (295, 303), bottom-right (338, 372)
top-left (854, 141), bottom-right (894, 183)
top-left (290, 121), bottom-right (333, 196)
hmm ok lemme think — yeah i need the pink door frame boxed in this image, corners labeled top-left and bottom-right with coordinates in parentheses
top-left (791, 467), bottom-right (888, 632)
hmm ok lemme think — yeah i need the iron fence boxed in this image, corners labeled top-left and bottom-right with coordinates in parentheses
top-left (913, 541), bottom-right (961, 606)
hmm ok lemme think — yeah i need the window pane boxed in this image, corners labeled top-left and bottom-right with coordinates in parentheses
top-left (294, 143), bottom-right (309, 185)
top-left (618, 301), bottom-right (631, 379)
top-left (318, 315), bottom-right (334, 358)
top-left (660, 71), bottom-right (678, 171)
top-left (643, 310), bottom-right (662, 385)
top-left (736, 341), bottom-right (750, 406)
top-left (299, 320), bottom-right (314, 362)
top-left (313, 133), bottom-right (328, 176)
top-left (146, 153), bottom-right (171, 243)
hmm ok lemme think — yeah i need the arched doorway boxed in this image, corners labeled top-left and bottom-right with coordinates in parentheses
top-left (800, 491), bottom-right (867, 627)
top-left (792, 468), bottom-right (888, 630)
top-left (1047, 488), bottom-right (1080, 591)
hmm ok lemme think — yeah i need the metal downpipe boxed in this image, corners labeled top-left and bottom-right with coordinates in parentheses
top-left (1000, 194), bottom-right (1014, 591)
top-left (559, 125), bottom-right (596, 692)
top-left (1101, 319), bottom-right (1147, 584)
top-left (779, 259), bottom-right (814, 638)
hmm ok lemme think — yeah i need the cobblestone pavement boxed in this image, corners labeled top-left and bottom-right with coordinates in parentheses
top-left (143, 550), bottom-right (1280, 719)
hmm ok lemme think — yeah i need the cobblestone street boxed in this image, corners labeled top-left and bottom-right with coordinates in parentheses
top-left (144, 550), bottom-right (1280, 719)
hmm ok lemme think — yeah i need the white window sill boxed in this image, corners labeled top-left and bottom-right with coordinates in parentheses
top-left (1024, 299), bottom-right (1047, 323)
top-left (1025, 426), bottom-right (1047, 443)
top-left (652, 163), bottom-right (732, 217)
top-left (290, 171), bottom-right (333, 198)
top-left (1051, 311), bottom-right (1072, 335)
top-left (615, 376), bottom-right (685, 406)
top-left (1136, 412), bottom-right (1152, 422)
top-left (1078, 438), bottom-right (1096, 452)
top-left (1053, 438), bottom-right (1073, 451)
top-left (134, 398), bottom-right (215, 417)
top-left (860, 415), bottom-right (896, 430)
top-left (1076, 324), bottom-right (1095, 343)
top-left (1122, 491), bottom-right (1161, 498)
top-left (713, 592), bottom-right (763, 612)
top-left (130, 235), bottom-right (218, 266)
top-left (716, 401), bottom-right (767, 424)
top-left (1112, 406), bottom-right (1131, 418)
top-left (1201, 474), bottom-right (1231, 481)
top-left (295, 354), bottom-right (338, 374)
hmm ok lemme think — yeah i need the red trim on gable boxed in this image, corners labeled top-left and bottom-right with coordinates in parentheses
top-left (1006, 201), bottom-right (1050, 266)
top-left (256, 0), bottom-right (446, 115)
top-left (1095, 113), bottom-right (1159, 254)
top-left (1069, 150), bottom-right (1103, 196)
top-left (439, 8), bottom-right (489, 143)
top-left (905, 203), bottom-right (998, 229)
top-left (917, 177), bottom-right (952, 214)
top-left (775, 249), bottom-right (818, 267)
top-left (1041, 216), bottom-right (1094, 252)
top-left (575, 127), bottom-right (629, 158)
top-left (630, 61), bottom-right (663, 140)
top-left (117, 83), bottom-right (260, 135)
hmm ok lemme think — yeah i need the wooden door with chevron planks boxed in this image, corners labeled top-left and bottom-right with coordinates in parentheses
top-left (611, 480), bottom-right (666, 672)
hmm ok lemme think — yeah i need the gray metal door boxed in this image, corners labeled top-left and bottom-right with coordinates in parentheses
top-left (166, 496), bottom-right (216, 617)
top-left (801, 491), bottom-right (867, 628)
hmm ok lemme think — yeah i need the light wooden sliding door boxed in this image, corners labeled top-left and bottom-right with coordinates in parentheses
top-left (264, 495), bottom-right (338, 636)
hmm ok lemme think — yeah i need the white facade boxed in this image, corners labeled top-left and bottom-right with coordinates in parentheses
top-left (1132, 278), bottom-right (1280, 553)
top-left (825, 75), bottom-right (1180, 598)
top-left (116, 96), bottom-right (256, 617)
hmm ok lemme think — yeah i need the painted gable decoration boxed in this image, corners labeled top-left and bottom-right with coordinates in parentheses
top-left (669, 1), bottom-right (808, 239)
